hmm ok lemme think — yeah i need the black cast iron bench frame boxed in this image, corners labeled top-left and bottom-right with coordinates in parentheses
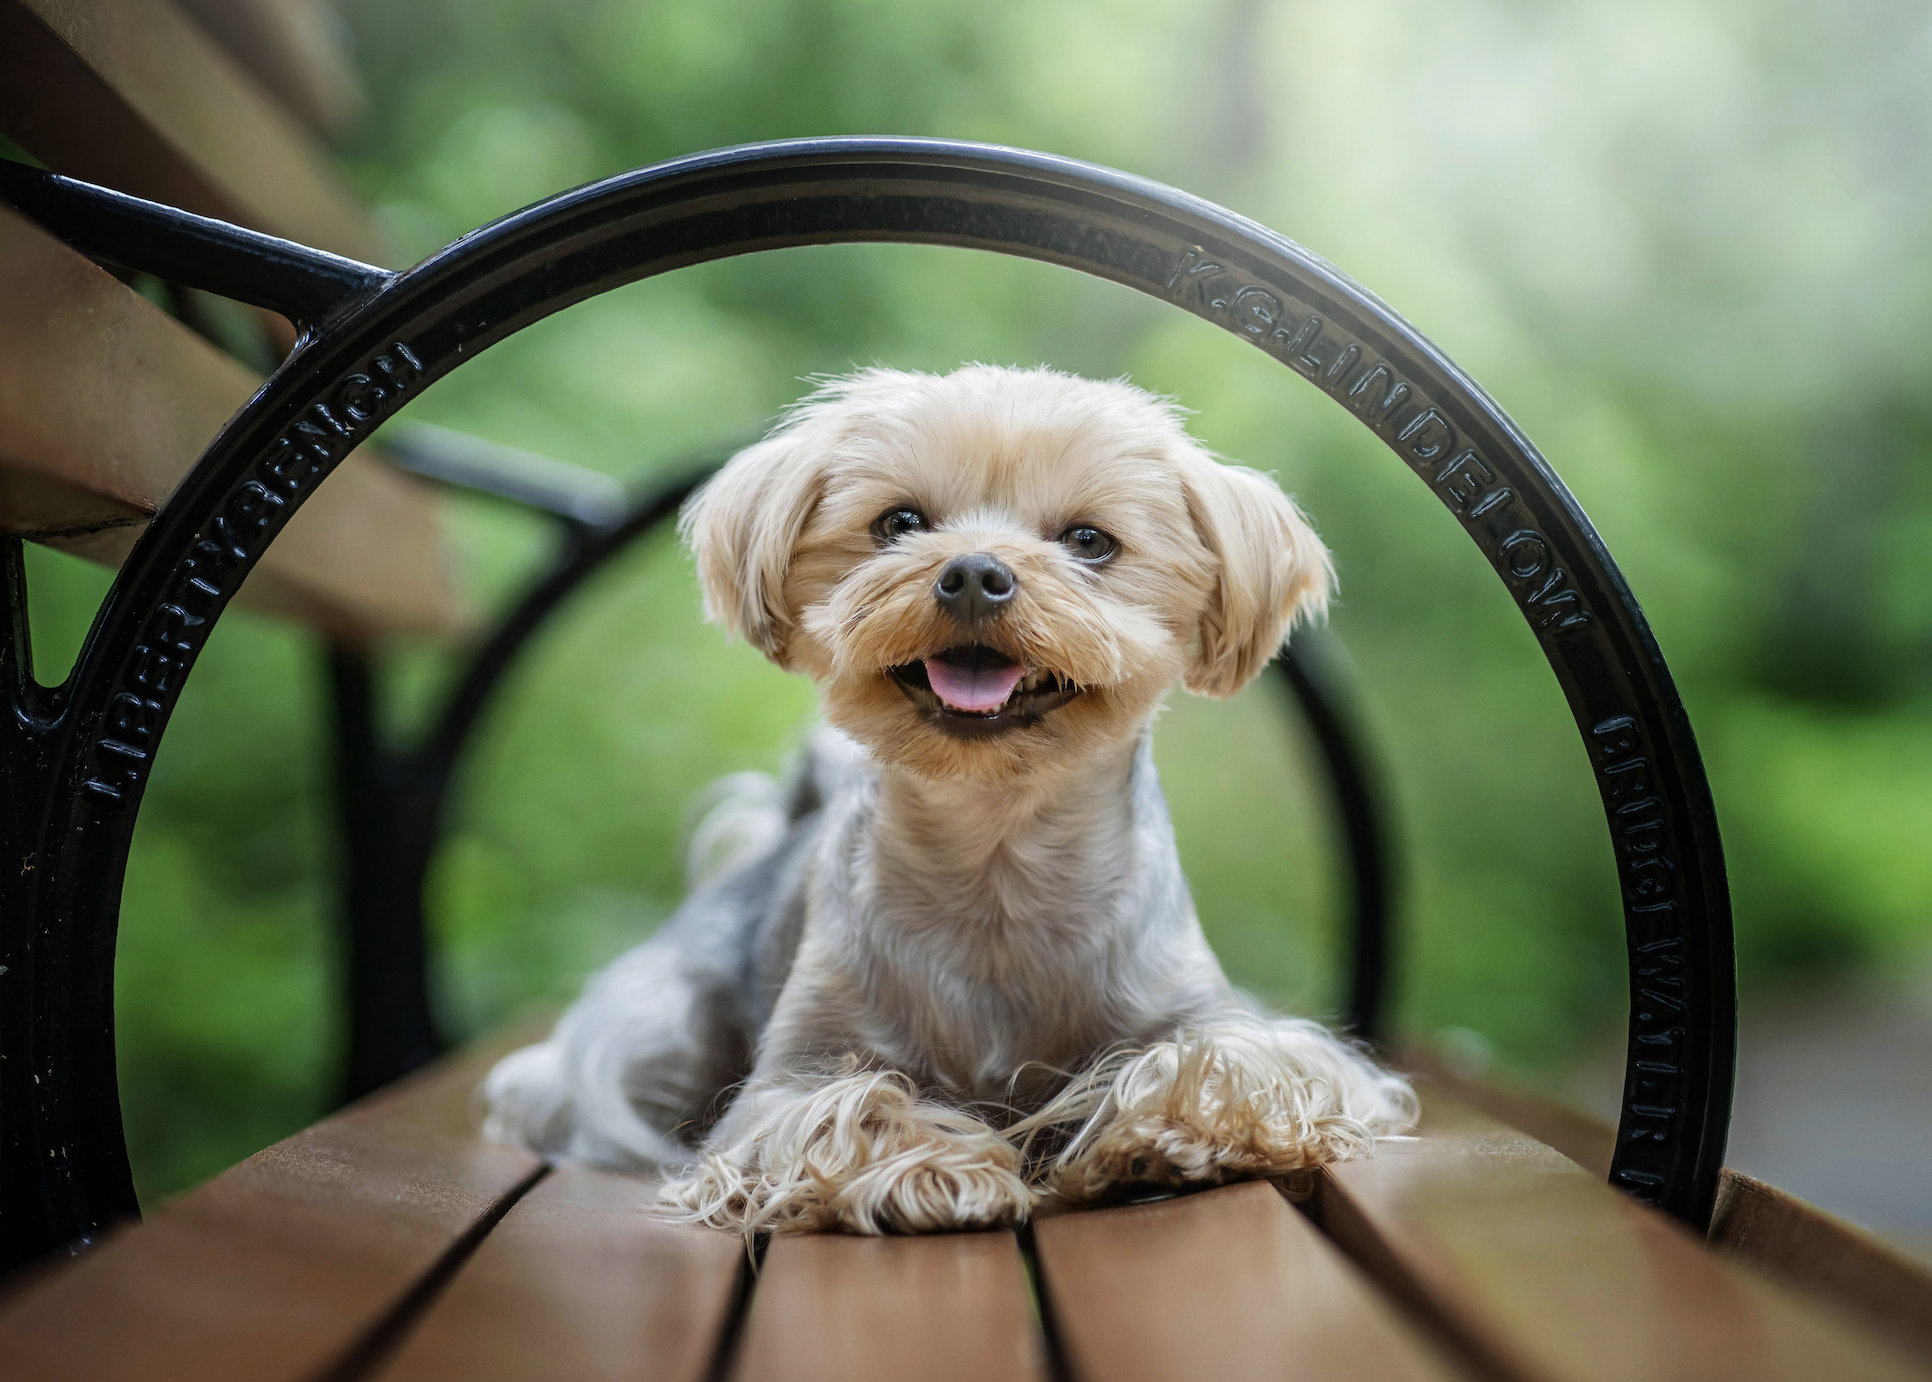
top-left (0, 138), bottom-right (1733, 1270)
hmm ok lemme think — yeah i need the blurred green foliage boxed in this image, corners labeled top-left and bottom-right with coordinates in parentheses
top-left (25, 0), bottom-right (1932, 1204)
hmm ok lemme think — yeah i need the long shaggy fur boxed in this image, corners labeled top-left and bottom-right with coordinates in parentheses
top-left (484, 364), bottom-right (1410, 1236)
top-left (1012, 1013), bottom-right (1417, 1202)
top-left (660, 1062), bottom-right (1032, 1235)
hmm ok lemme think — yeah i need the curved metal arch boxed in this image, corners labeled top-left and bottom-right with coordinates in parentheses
top-left (0, 139), bottom-right (1733, 1262)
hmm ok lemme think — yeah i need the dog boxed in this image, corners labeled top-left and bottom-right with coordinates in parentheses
top-left (482, 364), bottom-right (1416, 1234)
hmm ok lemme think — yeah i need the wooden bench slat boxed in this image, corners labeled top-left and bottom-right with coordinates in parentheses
top-left (1711, 1169), bottom-right (1932, 1369)
top-left (1397, 1046), bottom-right (1615, 1179)
top-left (1399, 1054), bottom-right (1932, 1368)
top-left (1320, 1091), bottom-right (1929, 1382)
top-left (0, 0), bottom-right (387, 264)
top-left (731, 1230), bottom-right (1048, 1382)
top-left (368, 1167), bottom-right (744, 1382)
top-left (0, 202), bottom-right (462, 638)
top-left (1033, 1180), bottom-right (1468, 1382)
top-left (0, 1034), bottom-right (540, 1382)
top-left (171, 0), bottom-right (362, 137)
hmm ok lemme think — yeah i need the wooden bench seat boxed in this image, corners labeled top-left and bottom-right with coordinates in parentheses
top-left (1035, 1177), bottom-right (1456, 1381)
top-left (4, 1035), bottom-right (1927, 1382)
top-left (373, 1166), bottom-right (741, 1382)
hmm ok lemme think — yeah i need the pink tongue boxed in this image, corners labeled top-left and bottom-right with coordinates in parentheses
top-left (925, 657), bottom-right (1025, 713)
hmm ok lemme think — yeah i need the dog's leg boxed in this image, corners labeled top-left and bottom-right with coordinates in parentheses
top-left (1021, 1013), bottom-right (1417, 1203)
top-left (660, 1065), bottom-right (1033, 1235)
top-left (483, 933), bottom-right (745, 1168)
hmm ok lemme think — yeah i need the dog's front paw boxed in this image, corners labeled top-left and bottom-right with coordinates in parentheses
top-left (1043, 1107), bottom-right (1343, 1202)
top-left (1027, 1016), bottom-right (1414, 1204)
top-left (660, 1070), bottom-right (1034, 1236)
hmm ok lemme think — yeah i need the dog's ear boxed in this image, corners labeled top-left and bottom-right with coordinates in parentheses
top-left (1179, 452), bottom-right (1334, 698)
top-left (680, 428), bottom-right (830, 667)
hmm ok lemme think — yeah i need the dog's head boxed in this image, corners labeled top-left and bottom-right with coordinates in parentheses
top-left (682, 366), bottom-right (1332, 780)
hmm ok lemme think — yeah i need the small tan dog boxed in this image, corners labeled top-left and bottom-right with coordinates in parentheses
top-left (483, 364), bottom-right (1415, 1233)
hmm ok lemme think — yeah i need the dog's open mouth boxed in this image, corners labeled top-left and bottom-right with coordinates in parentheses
top-left (889, 645), bottom-right (1081, 737)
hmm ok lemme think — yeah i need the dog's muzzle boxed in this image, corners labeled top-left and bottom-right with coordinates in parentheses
top-left (892, 554), bottom-right (1079, 737)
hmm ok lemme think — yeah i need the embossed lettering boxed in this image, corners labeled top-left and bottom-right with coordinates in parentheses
top-left (1601, 759), bottom-right (1652, 799)
top-left (263, 434), bottom-right (326, 496)
top-left (1168, 247), bottom-right (1230, 307)
top-left (1499, 529), bottom-right (1549, 579)
top-left (1469, 486), bottom-right (1514, 517)
top-left (106, 692), bottom-right (160, 743)
top-left (1230, 285), bottom-right (1285, 338)
top-left (151, 603), bottom-right (205, 652)
top-left (1524, 567), bottom-right (1589, 631)
top-left (1277, 315), bottom-right (1325, 374)
top-left (179, 573), bottom-right (222, 608)
top-left (1592, 716), bottom-right (1641, 758)
top-left (83, 341), bottom-right (428, 816)
top-left (209, 481), bottom-right (287, 563)
top-left (1397, 408), bottom-right (1454, 461)
top-left (310, 403), bottom-right (352, 439)
top-left (332, 373), bottom-right (386, 423)
top-left (374, 342), bottom-right (424, 390)
top-left (1345, 364), bottom-right (1410, 423)
top-left (1435, 451), bottom-right (1496, 511)
top-left (132, 645), bottom-right (180, 695)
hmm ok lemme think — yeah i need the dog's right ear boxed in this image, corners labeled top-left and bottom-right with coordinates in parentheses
top-left (680, 428), bottom-right (829, 667)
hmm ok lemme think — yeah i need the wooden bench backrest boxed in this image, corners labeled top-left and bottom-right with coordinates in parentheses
top-left (0, 0), bottom-right (460, 640)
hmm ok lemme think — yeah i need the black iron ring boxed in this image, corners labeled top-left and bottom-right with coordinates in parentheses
top-left (1, 139), bottom-right (1733, 1256)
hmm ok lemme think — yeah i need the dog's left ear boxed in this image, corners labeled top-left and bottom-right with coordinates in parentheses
top-left (680, 428), bottom-right (830, 669)
top-left (1179, 452), bottom-right (1334, 698)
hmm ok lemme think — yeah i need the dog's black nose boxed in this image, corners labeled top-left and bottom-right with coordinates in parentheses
top-left (935, 553), bottom-right (1016, 624)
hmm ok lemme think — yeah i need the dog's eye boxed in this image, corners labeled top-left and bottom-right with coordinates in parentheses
top-left (871, 507), bottom-right (929, 544)
top-left (1060, 526), bottom-right (1118, 564)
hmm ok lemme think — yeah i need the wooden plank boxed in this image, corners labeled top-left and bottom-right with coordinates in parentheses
top-left (1711, 1169), bottom-right (1932, 1368)
top-left (1034, 1180), bottom-right (1468, 1382)
top-left (0, 0), bottom-right (387, 264)
top-left (732, 1230), bottom-right (1047, 1382)
top-left (370, 1166), bottom-right (744, 1382)
top-left (172, 0), bottom-right (361, 136)
top-left (1319, 1090), bottom-right (1930, 1382)
top-left (0, 1031), bottom-right (542, 1382)
top-left (1397, 1053), bottom-right (1932, 1363)
top-left (0, 202), bottom-right (462, 638)
top-left (1396, 1044), bottom-right (1614, 1179)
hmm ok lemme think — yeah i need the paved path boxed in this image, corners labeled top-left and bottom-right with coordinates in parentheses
top-left (1568, 969), bottom-right (1932, 1262)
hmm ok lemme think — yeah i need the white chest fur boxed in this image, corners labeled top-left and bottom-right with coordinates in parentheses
top-left (766, 732), bottom-right (1233, 1101)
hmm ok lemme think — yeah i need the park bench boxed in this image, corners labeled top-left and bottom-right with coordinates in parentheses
top-left (4, 3), bottom-right (1932, 1376)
